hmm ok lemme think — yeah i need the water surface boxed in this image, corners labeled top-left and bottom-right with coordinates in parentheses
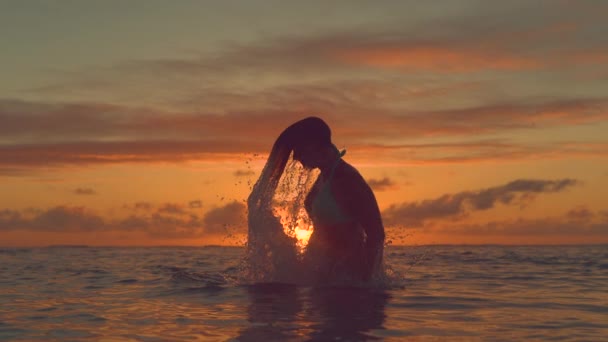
top-left (1, 245), bottom-right (607, 341)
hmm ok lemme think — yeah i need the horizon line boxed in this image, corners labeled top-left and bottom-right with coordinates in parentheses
top-left (2, 243), bottom-right (607, 248)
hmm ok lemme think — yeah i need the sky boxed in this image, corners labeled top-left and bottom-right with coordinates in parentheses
top-left (1, 0), bottom-right (608, 246)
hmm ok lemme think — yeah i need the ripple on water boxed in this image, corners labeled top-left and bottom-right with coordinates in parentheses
top-left (124, 334), bottom-right (165, 342)
top-left (0, 327), bottom-right (28, 340)
top-left (2, 245), bottom-right (608, 341)
top-left (47, 329), bottom-right (97, 339)
top-left (58, 313), bottom-right (108, 323)
top-left (116, 278), bottom-right (139, 284)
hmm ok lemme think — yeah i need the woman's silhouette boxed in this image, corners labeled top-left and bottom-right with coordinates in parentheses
top-left (247, 117), bottom-right (385, 283)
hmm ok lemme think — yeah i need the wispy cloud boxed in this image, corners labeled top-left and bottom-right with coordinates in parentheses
top-left (0, 140), bottom-right (259, 168)
top-left (69, 14), bottom-right (608, 81)
top-left (188, 200), bottom-right (203, 209)
top-left (2, 138), bottom-right (607, 174)
top-left (73, 187), bottom-right (96, 195)
top-left (443, 209), bottom-right (608, 237)
top-left (1, 96), bottom-right (607, 173)
top-left (0, 200), bottom-right (245, 239)
top-left (202, 201), bottom-right (247, 235)
top-left (22, 2), bottom-right (608, 110)
top-left (234, 169), bottom-right (255, 177)
top-left (157, 203), bottom-right (187, 215)
top-left (349, 140), bottom-right (608, 166)
top-left (5, 96), bottom-right (608, 143)
top-left (565, 206), bottom-right (595, 221)
top-left (367, 177), bottom-right (398, 192)
top-left (382, 179), bottom-right (580, 227)
top-left (0, 206), bottom-right (105, 232)
top-left (133, 202), bottom-right (153, 211)
top-left (333, 45), bottom-right (540, 72)
top-left (3, 3), bottom-right (608, 175)
top-left (0, 167), bottom-right (33, 177)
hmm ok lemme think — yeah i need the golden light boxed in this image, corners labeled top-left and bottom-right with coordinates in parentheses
top-left (275, 207), bottom-right (314, 252)
top-left (293, 220), bottom-right (313, 251)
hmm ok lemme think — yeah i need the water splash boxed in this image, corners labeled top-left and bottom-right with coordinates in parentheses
top-left (241, 156), bottom-right (315, 284)
top-left (242, 153), bottom-right (397, 287)
top-left (272, 160), bottom-right (318, 252)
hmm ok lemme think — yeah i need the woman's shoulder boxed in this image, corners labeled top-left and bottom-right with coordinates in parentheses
top-left (333, 160), bottom-right (373, 193)
top-left (336, 160), bottom-right (364, 180)
top-left (331, 160), bottom-right (382, 220)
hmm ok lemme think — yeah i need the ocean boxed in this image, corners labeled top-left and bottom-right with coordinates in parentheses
top-left (1, 245), bottom-right (607, 341)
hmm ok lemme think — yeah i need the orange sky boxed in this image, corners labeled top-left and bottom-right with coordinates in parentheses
top-left (1, 1), bottom-right (608, 246)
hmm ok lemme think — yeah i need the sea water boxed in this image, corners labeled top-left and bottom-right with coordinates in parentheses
top-left (1, 245), bottom-right (607, 341)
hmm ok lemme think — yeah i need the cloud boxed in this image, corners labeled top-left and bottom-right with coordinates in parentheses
top-left (7, 5), bottom-right (606, 142)
top-left (367, 177), bottom-right (398, 192)
top-left (382, 179), bottom-right (580, 227)
top-left (0, 99), bottom-right (131, 142)
top-left (2, 7), bottom-right (608, 174)
top-left (445, 211), bottom-right (608, 237)
top-left (2, 96), bottom-right (608, 173)
top-left (384, 98), bottom-right (608, 138)
top-left (1, 137), bottom-right (607, 174)
top-left (112, 213), bottom-right (204, 239)
top-left (0, 206), bottom-right (105, 232)
top-left (566, 206), bottom-right (595, 221)
top-left (117, 201), bottom-right (206, 238)
top-left (133, 202), bottom-right (153, 211)
top-left (73, 187), bottom-right (96, 195)
top-left (0, 140), bottom-right (261, 168)
top-left (334, 45), bottom-right (540, 72)
top-left (11, 2), bottom-right (604, 152)
top-left (202, 201), bottom-right (247, 235)
top-left (347, 140), bottom-right (608, 166)
top-left (116, 201), bottom-right (246, 238)
top-left (0, 200), bottom-right (247, 239)
top-left (146, 33), bottom-right (531, 79)
top-left (33, 206), bottom-right (106, 232)
top-left (0, 98), bottom-right (308, 144)
top-left (188, 200), bottom-right (203, 209)
top-left (234, 169), bottom-right (255, 177)
top-left (52, 15), bottom-right (602, 108)
top-left (0, 167), bottom-right (33, 177)
top-left (9, 96), bottom-right (608, 142)
top-left (157, 203), bottom-right (187, 215)
top-left (80, 12), bottom-right (608, 82)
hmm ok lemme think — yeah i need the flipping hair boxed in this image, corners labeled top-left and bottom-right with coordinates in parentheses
top-left (249, 117), bottom-right (332, 208)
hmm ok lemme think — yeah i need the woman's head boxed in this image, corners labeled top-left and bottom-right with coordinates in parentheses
top-left (253, 117), bottom-right (335, 197)
top-left (280, 117), bottom-right (334, 169)
top-left (280, 116), bottom-right (331, 146)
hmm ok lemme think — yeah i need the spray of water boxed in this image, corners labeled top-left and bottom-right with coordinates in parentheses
top-left (241, 155), bottom-right (314, 283)
top-left (241, 152), bottom-right (401, 287)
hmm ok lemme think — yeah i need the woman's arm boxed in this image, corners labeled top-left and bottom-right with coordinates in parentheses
top-left (333, 163), bottom-right (385, 280)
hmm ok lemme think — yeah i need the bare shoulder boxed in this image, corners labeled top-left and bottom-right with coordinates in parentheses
top-left (332, 160), bottom-right (378, 209)
top-left (335, 161), bottom-right (367, 186)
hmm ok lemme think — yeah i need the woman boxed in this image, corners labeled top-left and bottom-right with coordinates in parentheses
top-left (248, 117), bottom-right (385, 283)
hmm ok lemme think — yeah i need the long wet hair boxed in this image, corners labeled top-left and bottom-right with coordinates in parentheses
top-left (249, 117), bottom-right (333, 208)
